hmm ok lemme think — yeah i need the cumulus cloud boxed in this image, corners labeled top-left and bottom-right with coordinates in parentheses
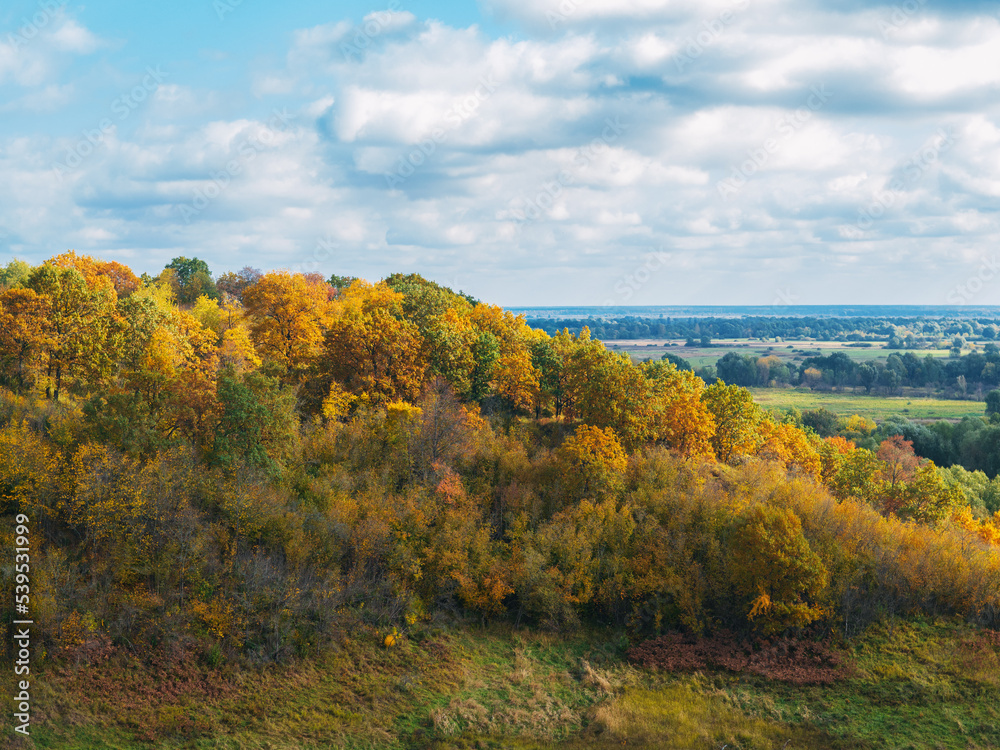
top-left (2, 1), bottom-right (1000, 304)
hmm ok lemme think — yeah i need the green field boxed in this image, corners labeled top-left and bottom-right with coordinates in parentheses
top-left (750, 388), bottom-right (986, 421)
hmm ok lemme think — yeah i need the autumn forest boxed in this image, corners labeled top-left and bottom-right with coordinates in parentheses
top-left (4, 254), bottom-right (1000, 747)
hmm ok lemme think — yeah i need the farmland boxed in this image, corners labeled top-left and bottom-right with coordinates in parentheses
top-left (748, 388), bottom-right (986, 421)
top-left (605, 339), bottom-right (954, 370)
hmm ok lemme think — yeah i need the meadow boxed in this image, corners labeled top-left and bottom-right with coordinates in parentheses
top-left (607, 339), bottom-right (954, 370)
top-left (748, 388), bottom-right (987, 421)
top-left (12, 618), bottom-right (1000, 749)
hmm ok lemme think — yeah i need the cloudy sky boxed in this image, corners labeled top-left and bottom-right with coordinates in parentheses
top-left (2, 0), bottom-right (999, 306)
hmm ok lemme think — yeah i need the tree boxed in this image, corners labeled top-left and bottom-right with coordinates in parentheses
top-left (876, 435), bottom-right (920, 513)
top-left (322, 281), bottom-right (426, 405)
top-left (986, 389), bottom-right (1000, 420)
top-left (0, 259), bottom-right (32, 288)
top-left (242, 272), bottom-right (336, 371)
top-left (28, 264), bottom-right (120, 400)
top-left (644, 361), bottom-right (715, 458)
top-left (567, 342), bottom-right (653, 451)
top-left (829, 448), bottom-right (882, 506)
top-left (555, 425), bottom-right (628, 501)
top-left (702, 381), bottom-right (764, 463)
top-left (715, 352), bottom-right (759, 387)
top-left (216, 267), bottom-right (262, 300)
top-left (899, 462), bottom-right (964, 524)
top-left (166, 257), bottom-right (217, 304)
top-left (49, 251), bottom-right (140, 297)
top-left (801, 408), bottom-right (839, 438)
top-left (212, 369), bottom-right (297, 473)
top-left (660, 352), bottom-right (692, 371)
top-left (0, 288), bottom-right (53, 390)
top-left (730, 505), bottom-right (829, 634)
top-left (756, 421), bottom-right (821, 480)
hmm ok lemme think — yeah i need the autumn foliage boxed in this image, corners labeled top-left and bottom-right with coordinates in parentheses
top-left (2, 255), bottom-right (1000, 670)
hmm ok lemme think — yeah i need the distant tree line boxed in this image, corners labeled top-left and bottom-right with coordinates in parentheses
top-left (527, 315), bottom-right (1000, 344)
top-left (707, 348), bottom-right (1000, 395)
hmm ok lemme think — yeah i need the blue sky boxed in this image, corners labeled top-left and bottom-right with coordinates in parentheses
top-left (2, 0), bottom-right (1000, 306)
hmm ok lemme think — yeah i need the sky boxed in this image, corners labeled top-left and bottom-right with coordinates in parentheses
top-left (2, 0), bottom-right (1000, 307)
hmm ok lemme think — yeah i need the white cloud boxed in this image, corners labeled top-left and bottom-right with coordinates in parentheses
top-left (3, 2), bottom-right (1000, 304)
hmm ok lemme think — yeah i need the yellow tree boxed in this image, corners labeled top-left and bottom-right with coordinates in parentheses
top-left (27, 264), bottom-right (120, 400)
top-left (323, 281), bottom-right (427, 405)
top-left (566, 339), bottom-right (653, 451)
top-left (756, 420), bottom-right (822, 481)
top-left (420, 307), bottom-right (478, 398)
top-left (555, 424), bottom-right (629, 500)
top-left (730, 504), bottom-right (829, 634)
top-left (242, 271), bottom-right (335, 371)
top-left (702, 381), bottom-right (765, 462)
top-left (49, 251), bottom-right (140, 297)
top-left (0, 288), bottom-right (53, 390)
top-left (491, 348), bottom-right (540, 414)
top-left (643, 362), bottom-right (715, 459)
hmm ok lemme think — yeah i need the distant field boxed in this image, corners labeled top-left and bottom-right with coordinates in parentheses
top-left (605, 339), bottom-right (954, 369)
top-left (749, 388), bottom-right (986, 421)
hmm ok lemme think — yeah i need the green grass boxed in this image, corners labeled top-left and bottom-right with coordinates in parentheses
top-left (749, 388), bottom-right (986, 421)
top-left (8, 618), bottom-right (1000, 749)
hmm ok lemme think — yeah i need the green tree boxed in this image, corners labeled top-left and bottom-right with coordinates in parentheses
top-left (166, 257), bottom-right (217, 304)
top-left (986, 389), bottom-right (1000, 421)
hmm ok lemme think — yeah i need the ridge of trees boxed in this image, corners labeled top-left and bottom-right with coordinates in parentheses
top-left (2, 254), bottom-right (1000, 667)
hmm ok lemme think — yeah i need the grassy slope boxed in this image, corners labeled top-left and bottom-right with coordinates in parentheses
top-left (7, 618), bottom-right (1000, 750)
top-left (749, 388), bottom-right (986, 421)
